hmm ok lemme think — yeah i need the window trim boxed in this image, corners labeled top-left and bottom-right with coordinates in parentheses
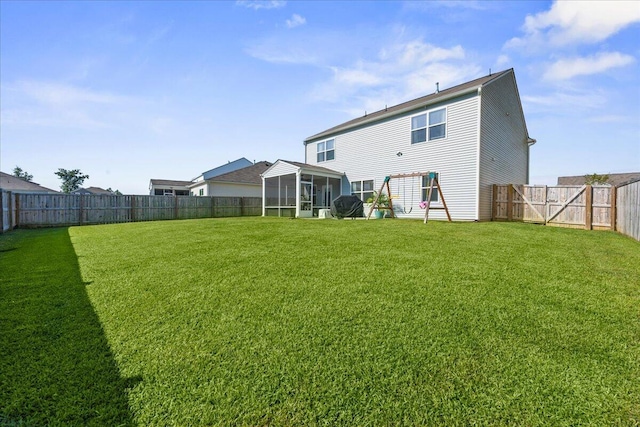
top-left (317, 138), bottom-right (335, 163)
top-left (411, 107), bottom-right (447, 144)
top-left (421, 173), bottom-right (440, 203)
top-left (351, 179), bottom-right (374, 202)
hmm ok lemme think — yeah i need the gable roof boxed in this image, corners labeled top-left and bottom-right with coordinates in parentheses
top-left (261, 159), bottom-right (344, 178)
top-left (557, 172), bottom-right (640, 187)
top-left (200, 157), bottom-right (253, 180)
top-left (305, 69), bottom-right (514, 143)
top-left (204, 161), bottom-right (273, 185)
top-left (72, 186), bottom-right (113, 195)
top-left (0, 172), bottom-right (59, 193)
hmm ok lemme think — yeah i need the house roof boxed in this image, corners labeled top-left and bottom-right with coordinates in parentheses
top-left (199, 157), bottom-right (253, 180)
top-left (150, 179), bottom-right (193, 187)
top-left (283, 160), bottom-right (344, 176)
top-left (72, 186), bottom-right (113, 195)
top-left (304, 69), bottom-right (515, 143)
top-left (261, 160), bottom-right (344, 178)
top-left (0, 172), bottom-right (59, 193)
top-left (202, 161), bottom-right (273, 185)
top-left (557, 172), bottom-right (640, 187)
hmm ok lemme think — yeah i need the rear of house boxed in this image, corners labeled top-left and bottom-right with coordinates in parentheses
top-left (265, 68), bottom-right (534, 220)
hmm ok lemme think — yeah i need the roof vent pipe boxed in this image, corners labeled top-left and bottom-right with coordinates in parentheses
top-left (436, 82), bottom-right (440, 93)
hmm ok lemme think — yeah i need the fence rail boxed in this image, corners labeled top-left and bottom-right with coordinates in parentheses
top-left (0, 192), bottom-right (262, 231)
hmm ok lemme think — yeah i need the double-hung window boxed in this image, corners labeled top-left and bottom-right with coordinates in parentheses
top-left (351, 179), bottom-right (374, 202)
top-left (317, 139), bottom-right (335, 162)
top-left (411, 108), bottom-right (446, 144)
top-left (421, 173), bottom-right (439, 202)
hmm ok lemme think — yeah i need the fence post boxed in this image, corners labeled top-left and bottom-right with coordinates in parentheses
top-left (240, 197), bottom-right (245, 217)
top-left (491, 185), bottom-right (497, 221)
top-left (0, 190), bottom-right (4, 233)
top-left (610, 186), bottom-right (617, 231)
top-left (585, 185), bottom-right (592, 230)
top-left (78, 194), bottom-right (84, 225)
top-left (131, 196), bottom-right (136, 222)
top-left (174, 195), bottom-right (179, 220)
top-left (14, 193), bottom-right (20, 228)
top-left (507, 185), bottom-right (513, 221)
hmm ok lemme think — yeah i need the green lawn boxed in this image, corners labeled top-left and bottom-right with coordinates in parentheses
top-left (1, 218), bottom-right (639, 426)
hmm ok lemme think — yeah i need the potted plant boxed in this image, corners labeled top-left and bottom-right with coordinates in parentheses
top-left (366, 191), bottom-right (389, 219)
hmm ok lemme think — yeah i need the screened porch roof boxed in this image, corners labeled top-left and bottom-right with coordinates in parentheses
top-left (261, 159), bottom-right (344, 179)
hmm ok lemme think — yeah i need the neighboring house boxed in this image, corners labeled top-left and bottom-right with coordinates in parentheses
top-left (71, 186), bottom-right (113, 195)
top-left (557, 172), bottom-right (640, 187)
top-left (189, 161), bottom-right (272, 197)
top-left (0, 172), bottom-right (59, 193)
top-left (149, 179), bottom-right (192, 196)
top-left (150, 157), bottom-right (255, 196)
top-left (262, 68), bottom-right (535, 220)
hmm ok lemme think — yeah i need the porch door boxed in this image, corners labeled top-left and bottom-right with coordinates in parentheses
top-left (300, 181), bottom-right (312, 217)
top-left (322, 185), bottom-right (334, 207)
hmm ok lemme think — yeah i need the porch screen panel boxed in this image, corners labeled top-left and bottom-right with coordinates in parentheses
top-left (279, 174), bottom-right (296, 207)
top-left (313, 176), bottom-right (328, 208)
top-left (328, 178), bottom-right (341, 206)
top-left (265, 177), bottom-right (279, 207)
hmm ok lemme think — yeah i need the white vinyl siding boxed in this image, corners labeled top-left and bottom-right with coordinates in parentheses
top-left (306, 91), bottom-right (480, 221)
top-left (478, 72), bottom-right (530, 220)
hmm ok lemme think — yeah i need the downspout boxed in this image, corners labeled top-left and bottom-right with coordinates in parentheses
top-left (475, 86), bottom-right (483, 221)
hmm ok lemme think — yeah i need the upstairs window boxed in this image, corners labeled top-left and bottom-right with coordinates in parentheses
top-left (317, 139), bottom-right (335, 162)
top-left (351, 179), bottom-right (374, 202)
top-left (411, 108), bottom-right (446, 144)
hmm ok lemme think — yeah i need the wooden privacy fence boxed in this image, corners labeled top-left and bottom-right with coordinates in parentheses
top-left (0, 192), bottom-right (262, 231)
top-left (492, 184), bottom-right (615, 230)
top-left (615, 179), bottom-right (640, 241)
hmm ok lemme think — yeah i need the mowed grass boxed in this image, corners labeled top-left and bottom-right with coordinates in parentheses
top-left (2, 218), bottom-right (639, 426)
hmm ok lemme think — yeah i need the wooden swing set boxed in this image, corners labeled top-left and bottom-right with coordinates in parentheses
top-left (365, 172), bottom-right (451, 224)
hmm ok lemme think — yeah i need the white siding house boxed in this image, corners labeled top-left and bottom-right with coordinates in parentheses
top-left (264, 69), bottom-right (535, 220)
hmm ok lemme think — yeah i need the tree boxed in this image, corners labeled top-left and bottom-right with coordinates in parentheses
top-left (106, 187), bottom-right (123, 195)
top-left (12, 166), bottom-right (33, 182)
top-left (55, 168), bottom-right (89, 193)
top-left (584, 173), bottom-right (609, 185)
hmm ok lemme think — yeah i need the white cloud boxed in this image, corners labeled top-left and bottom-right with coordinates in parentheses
top-left (543, 51), bottom-right (635, 81)
top-left (14, 80), bottom-right (125, 106)
top-left (286, 14), bottom-right (306, 29)
top-left (506, 1), bottom-right (640, 49)
top-left (236, 1), bottom-right (286, 10)
top-left (309, 39), bottom-right (480, 116)
top-left (1, 80), bottom-right (137, 129)
top-left (495, 54), bottom-right (510, 67)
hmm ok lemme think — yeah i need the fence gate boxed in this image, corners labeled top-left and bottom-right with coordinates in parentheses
top-left (493, 184), bottom-right (613, 230)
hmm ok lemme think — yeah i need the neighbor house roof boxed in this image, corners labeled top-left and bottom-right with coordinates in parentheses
top-left (199, 157), bottom-right (253, 180)
top-left (72, 186), bottom-right (113, 195)
top-left (190, 161), bottom-right (273, 187)
top-left (150, 179), bottom-right (193, 187)
top-left (0, 172), bottom-right (59, 193)
top-left (557, 172), bottom-right (640, 187)
top-left (304, 69), bottom-right (525, 143)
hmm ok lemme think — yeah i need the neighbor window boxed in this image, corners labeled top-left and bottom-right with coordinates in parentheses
top-left (351, 179), bottom-right (374, 202)
top-left (411, 108), bottom-right (446, 143)
top-left (421, 173), bottom-right (439, 202)
top-left (198, 188), bottom-right (204, 196)
top-left (317, 139), bottom-right (335, 162)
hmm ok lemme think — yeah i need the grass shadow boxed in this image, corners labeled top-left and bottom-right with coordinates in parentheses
top-left (0, 228), bottom-right (139, 425)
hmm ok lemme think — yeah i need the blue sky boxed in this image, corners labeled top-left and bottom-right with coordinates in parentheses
top-left (1, 0), bottom-right (639, 194)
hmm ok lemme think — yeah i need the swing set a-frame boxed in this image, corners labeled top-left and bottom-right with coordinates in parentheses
top-left (365, 172), bottom-right (451, 224)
